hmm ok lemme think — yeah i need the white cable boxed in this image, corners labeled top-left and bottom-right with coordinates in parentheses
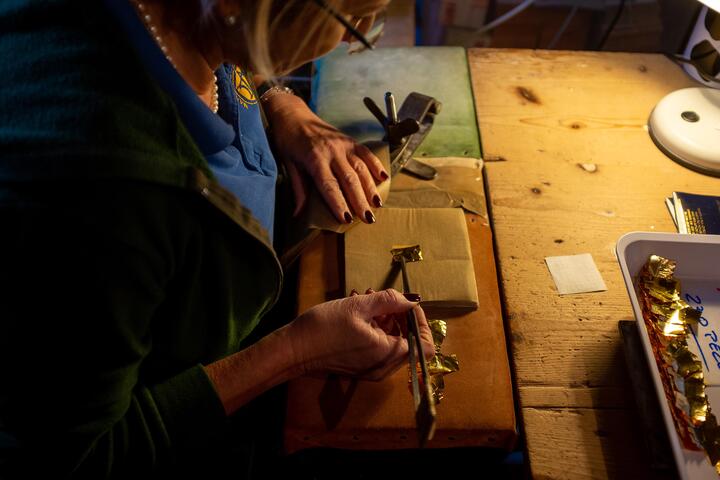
top-left (546, 5), bottom-right (579, 49)
top-left (474, 0), bottom-right (536, 36)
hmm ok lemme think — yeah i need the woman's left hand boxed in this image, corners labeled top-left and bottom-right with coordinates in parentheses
top-left (263, 92), bottom-right (388, 224)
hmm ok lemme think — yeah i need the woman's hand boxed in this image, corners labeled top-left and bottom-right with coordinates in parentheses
top-left (204, 289), bottom-right (432, 415)
top-left (287, 289), bottom-right (434, 381)
top-left (263, 93), bottom-right (388, 224)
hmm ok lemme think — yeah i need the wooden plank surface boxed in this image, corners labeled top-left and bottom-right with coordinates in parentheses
top-left (469, 48), bottom-right (714, 479)
top-left (523, 407), bottom-right (656, 480)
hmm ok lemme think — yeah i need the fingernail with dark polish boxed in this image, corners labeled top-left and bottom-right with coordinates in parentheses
top-left (344, 212), bottom-right (353, 224)
top-left (380, 171), bottom-right (389, 181)
top-left (365, 210), bottom-right (376, 224)
top-left (404, 293), bottom-right (421, 302)
top-left (373, 195), bottom-right (382, 208)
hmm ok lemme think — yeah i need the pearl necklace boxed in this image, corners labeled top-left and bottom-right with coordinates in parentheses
top-left (132, 1), bottom-right (219, 114)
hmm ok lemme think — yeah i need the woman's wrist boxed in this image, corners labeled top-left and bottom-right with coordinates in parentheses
top-left (259, 85), bottom-right (295, 104)
top-left (261, 87), bottom-right (308, 120)
top-left (204, 325), bottom-right (305, 415)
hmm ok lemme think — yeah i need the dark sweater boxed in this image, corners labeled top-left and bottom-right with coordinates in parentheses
top-left (0, 0), bottom-right (283, 477)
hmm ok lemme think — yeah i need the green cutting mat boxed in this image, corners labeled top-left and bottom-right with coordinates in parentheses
top-left (312, 47), bottom-right (481, 158)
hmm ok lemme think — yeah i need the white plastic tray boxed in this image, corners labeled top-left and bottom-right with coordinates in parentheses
top-left (617, 232), bottom-right (720, 480)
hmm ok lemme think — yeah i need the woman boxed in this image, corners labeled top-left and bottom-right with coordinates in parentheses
top-left (0, 0), bottom-right (433, 477)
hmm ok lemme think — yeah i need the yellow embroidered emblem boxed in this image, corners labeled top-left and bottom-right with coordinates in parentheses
top-left (233, 66), bottom-right (257, 109)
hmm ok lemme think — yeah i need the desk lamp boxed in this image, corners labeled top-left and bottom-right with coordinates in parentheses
top-left (648, 0), bottom-right (720, 176)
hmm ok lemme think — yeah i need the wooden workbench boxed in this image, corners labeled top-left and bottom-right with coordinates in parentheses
top-left (469, 48), bottom-right (718, 479)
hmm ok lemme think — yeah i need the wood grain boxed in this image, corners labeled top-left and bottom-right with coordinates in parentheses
top-left (469, 48), bottom-right (712, 478)
top-left (523, 408), bottom-right (675, 480)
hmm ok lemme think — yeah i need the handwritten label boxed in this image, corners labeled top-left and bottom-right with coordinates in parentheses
top-left (685, 286), bottom-right (720, 384)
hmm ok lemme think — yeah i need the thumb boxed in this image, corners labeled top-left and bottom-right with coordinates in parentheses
top-left (360, 289), bottom-right (417, 317)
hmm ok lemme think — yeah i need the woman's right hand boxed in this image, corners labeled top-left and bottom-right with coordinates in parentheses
top-left (287, 289), bottom-right (434, 381)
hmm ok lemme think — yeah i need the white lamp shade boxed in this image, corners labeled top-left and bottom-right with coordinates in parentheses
top-left (648, 88), bottom-right (720, 175)
top-left (698, 0), bottom-right (720, 12)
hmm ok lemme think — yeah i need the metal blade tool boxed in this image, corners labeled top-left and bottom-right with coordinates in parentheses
top-left (390, 244), bottom-right (437, 447)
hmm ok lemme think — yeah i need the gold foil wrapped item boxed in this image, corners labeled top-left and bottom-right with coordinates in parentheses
top-left (419, 319), bottom-right (459, 404)
top-left (645, 254), bottom-right (676, 279)
top-left (429, 319), bottom-right (447, 347)
top-left (638, 254), bottom-right (720, 473)
top-left (646, 278), bottom-right (681, 303)
top-left (391, 244), bottom-right (423, 263)
top-left (682, 306), bottom-right (702, 325)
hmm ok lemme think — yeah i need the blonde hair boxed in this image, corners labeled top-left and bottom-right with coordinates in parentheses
top-left (241, 0), bottom-right (274, 78)
top-left (199, 0), bottom-right (344, 79)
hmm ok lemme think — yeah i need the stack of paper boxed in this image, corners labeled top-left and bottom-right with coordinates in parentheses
top-left (344, 207), bottom-right (478, 317)
top-left (667, 192), bottom-right (720, 234)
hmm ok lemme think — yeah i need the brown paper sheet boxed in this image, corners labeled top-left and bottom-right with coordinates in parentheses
top-left (385, 157), bottom-right (486, 220)
top-left (344, 207), bottom-right (479, 317)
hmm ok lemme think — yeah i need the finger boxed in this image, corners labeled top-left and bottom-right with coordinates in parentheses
top-left (349, 154), bottom-right (383, 209)
top-left (309, 162), bottom-right (352, 224)
top-left (373, 314), bottom-right (394, 334)
top-left (374, 314), bottom-right (405, 336)
top-left (389, 313), bottom-right (408, 336)
top-left (365, 288), bottom-right (375, 294)
top-left (394, 316), bottom-right (404, 337)
top-left (354, 143), bottom-right (388, 183)
top-left (412, 305), bottom-right (435, 360)
top-left (285, 161), bottom-right (307, 217)
top-left (375, 311), bottom-right (411, 336)
top-left (360, 289), bottom-right (417, 317)
top-left (350, 289), bottom-right (359, 296)
top-left (330, 157), bottom-right (374, 224)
